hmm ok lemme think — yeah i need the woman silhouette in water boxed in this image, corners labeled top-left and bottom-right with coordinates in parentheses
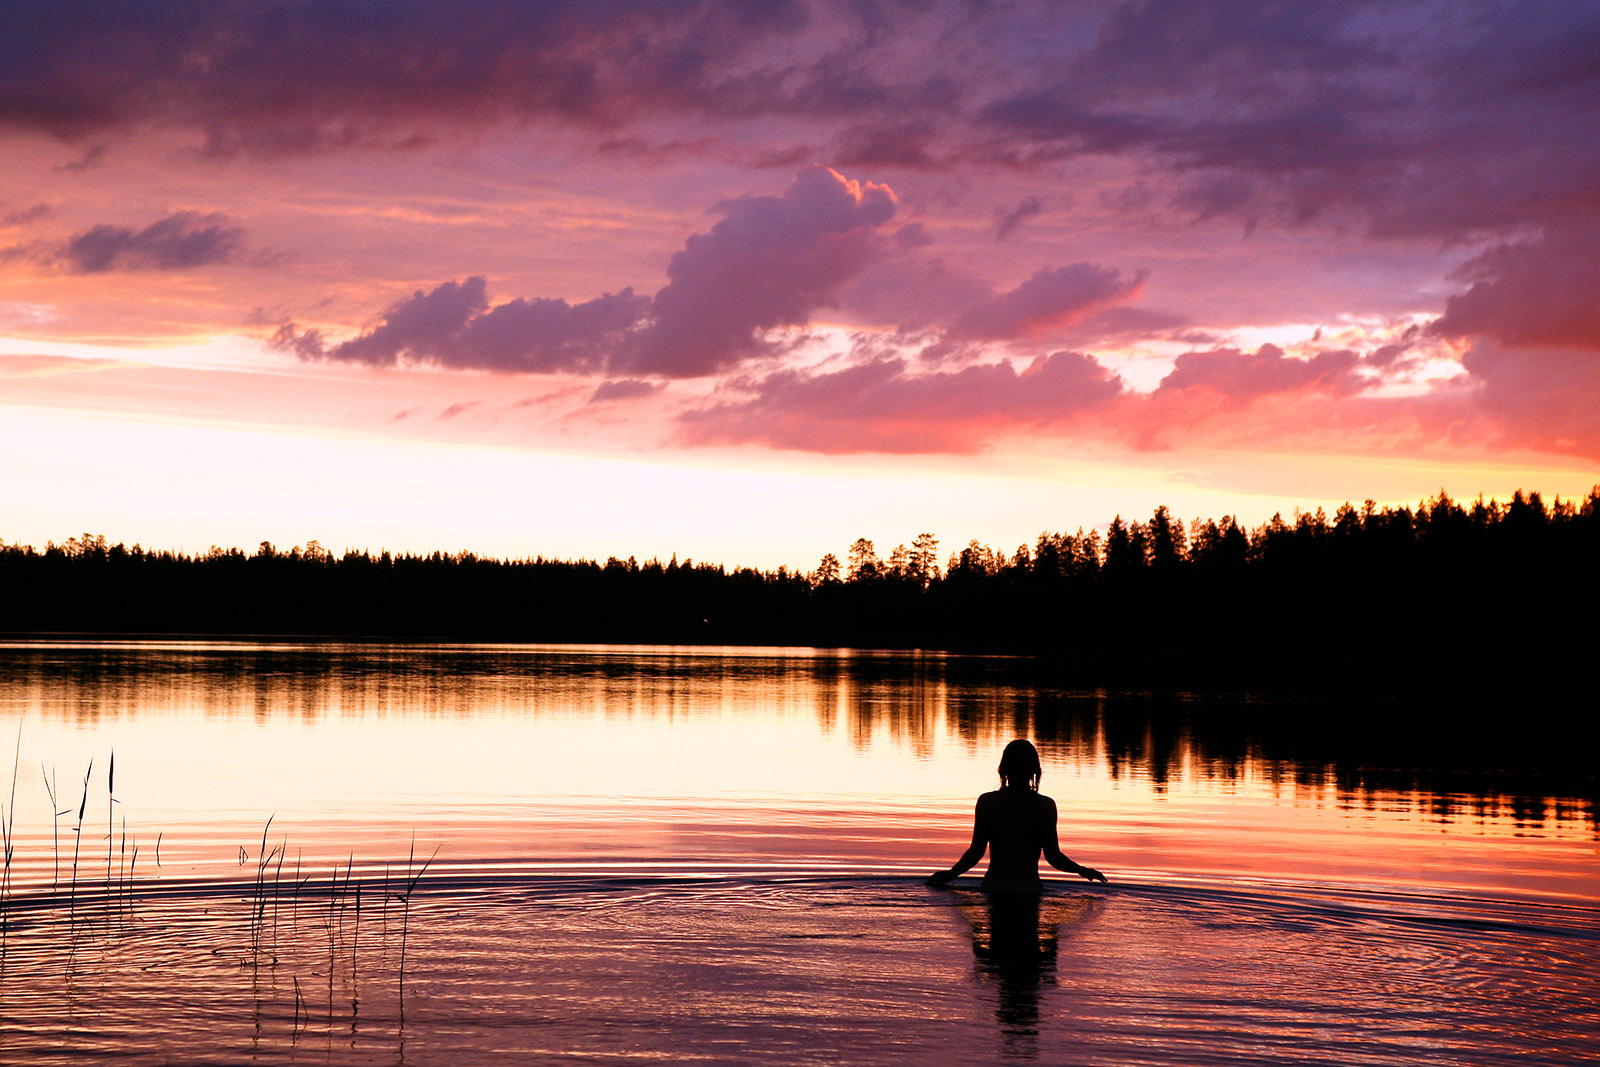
top-left (927, 739), bottom-right (1107, 891)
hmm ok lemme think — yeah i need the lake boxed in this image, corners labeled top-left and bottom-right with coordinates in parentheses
top-left (0, 640), bottom-right (1594, 1064)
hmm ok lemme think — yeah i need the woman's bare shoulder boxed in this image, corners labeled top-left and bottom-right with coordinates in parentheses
top-left (979, 789), bottom-right (1057, 811)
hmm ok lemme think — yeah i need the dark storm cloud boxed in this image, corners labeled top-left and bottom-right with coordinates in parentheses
top-left (0, 0), bottom-right (910, 154)
top-left (970, 0), bottom-right (1600, 241)
top-left (1, 1), bottom-right (1589, 208)
top-left (44, 211), bottom-right (247, 272)
top-left (6, 1), bottom-right (1593, 248)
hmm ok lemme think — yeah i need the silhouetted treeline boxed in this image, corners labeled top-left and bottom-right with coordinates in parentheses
top-left (4, 488), bottom-right (1597, 686)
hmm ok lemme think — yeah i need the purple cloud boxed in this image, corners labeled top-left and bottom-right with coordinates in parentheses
top-left (838, 256), bottom-right (994, 334)
top-left (619, 165), bottom-right (897, 375)
top-left (950, 263), bottom-right (1146, 341)
top-left (830, 119), bottom-right (945, 171)
top-left (289, 166), bottom-right (896, 377)
top-left (0, 202), bottom-right (52, 227)
top-left (278, 277), bottom-right (649, 373)
top-left (51, 211), bottom-right (246, 272)
top-left (589, 379), bottom-right (664, 402)
top-left (5, 2), bottom-right (1590, 271)
top-left (993, 196), bottom-right (1042, 240)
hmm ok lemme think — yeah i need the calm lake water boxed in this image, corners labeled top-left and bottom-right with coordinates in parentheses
top-left (0, 641), bottom-right (1594, 1064)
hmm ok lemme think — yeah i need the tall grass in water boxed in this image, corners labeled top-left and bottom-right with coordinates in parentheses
top-left (393, 835), bottom-right (438, 1020)
top-left (1, 726), bottom-right (20, 972)
top-left (68, 758), bottom-right (92, 929)
top-left (121, 830), bottom-right (138, 923)
top-left (106, 750), bottom-right (114, 898)
top-left (248, 816), bottom-right (287, 971)
top-left (42, 765), bottom-right (64, 897)
top-left (1, 750), bottom-right (438, 1044)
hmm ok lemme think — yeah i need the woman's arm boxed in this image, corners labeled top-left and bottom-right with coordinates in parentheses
top-left (926, 797), bottom-right (990, 886)
top-left (1040, 796), bottom-right (1108, 883)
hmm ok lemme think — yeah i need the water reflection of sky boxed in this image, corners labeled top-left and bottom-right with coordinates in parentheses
top-left (0, 641), bottom-right (1593, 903)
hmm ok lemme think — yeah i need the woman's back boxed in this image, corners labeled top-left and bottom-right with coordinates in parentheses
top-left (978, 787), bottom-right (1057, 891)
top-left (927, 739), bottom-right (1105, 890)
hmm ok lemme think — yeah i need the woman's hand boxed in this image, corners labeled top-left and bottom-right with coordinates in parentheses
top-left (925, 870), bottom-right (955, 888)
top-left (1077, 866), bottom-right (1107, 884)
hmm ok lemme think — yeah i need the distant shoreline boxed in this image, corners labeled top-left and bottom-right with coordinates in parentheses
top-left (4, 489), bottom-right (1596, 689)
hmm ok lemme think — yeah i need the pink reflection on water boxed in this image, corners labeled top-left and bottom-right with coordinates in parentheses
top-left (0, 641), bottom-right (1592, 907)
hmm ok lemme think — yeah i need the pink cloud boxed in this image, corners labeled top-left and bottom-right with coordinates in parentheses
top-left (949, 263), bottom-right (1146, 341)
top-left (1156, 344), bottom-right (1363, 402)
top-left (669, 334), bottom-right (1519, 461)
top-left (680, 351), bottom-right (1125, 453)
top-left (1431, 230), bottom-right (1600, 352)
top-left (589, 378), bottom-right (664, 403)
top-left (839, 256), bottom-right (1152, 346)
top-left (837, 256), bottom-right (995, 334)
top-left (1460, 341), bottom-right (1600, 458)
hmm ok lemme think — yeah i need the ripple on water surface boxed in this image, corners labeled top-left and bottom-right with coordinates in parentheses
top-left (1, 874), bottom-right (1596, 1066)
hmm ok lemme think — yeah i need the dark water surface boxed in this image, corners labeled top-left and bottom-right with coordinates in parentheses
top-left (0, 641), bottom-right (1594, 1064)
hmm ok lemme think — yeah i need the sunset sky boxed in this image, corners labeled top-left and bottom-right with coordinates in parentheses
top-left (3, 0), bottom-right (1596, 568)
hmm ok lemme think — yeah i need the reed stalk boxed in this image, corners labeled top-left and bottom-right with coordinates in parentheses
top-left (106, 750), bottom-right (113, 895)
top-left (43, 765), bottom-right (62, 897)
top-left (271, 844), bottom-right (286, 958)
top-left (395, 837), bottom-right (438, 998)
top-left (249, 816), bottom-right (276, 968)
top-left (327, 864), bottom-right (338, 1022)
top-left (291, 852), bottom-right (303, 932)
top-left (350, 878), bottom-right (361, 1018)
top-left (126, 842), bottom-right (138, 919)
top-left (1, 725), bottom-right (19, 971)
top-left (340, 855), bottom-right (353, 946)
top-left (117, 817), bottom-right (127, 925)
top-left (68, 759), bottom-right (92, 929)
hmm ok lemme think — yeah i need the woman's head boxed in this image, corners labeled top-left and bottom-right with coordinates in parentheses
top-left (997, 739), bottom-right (1041, 790)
